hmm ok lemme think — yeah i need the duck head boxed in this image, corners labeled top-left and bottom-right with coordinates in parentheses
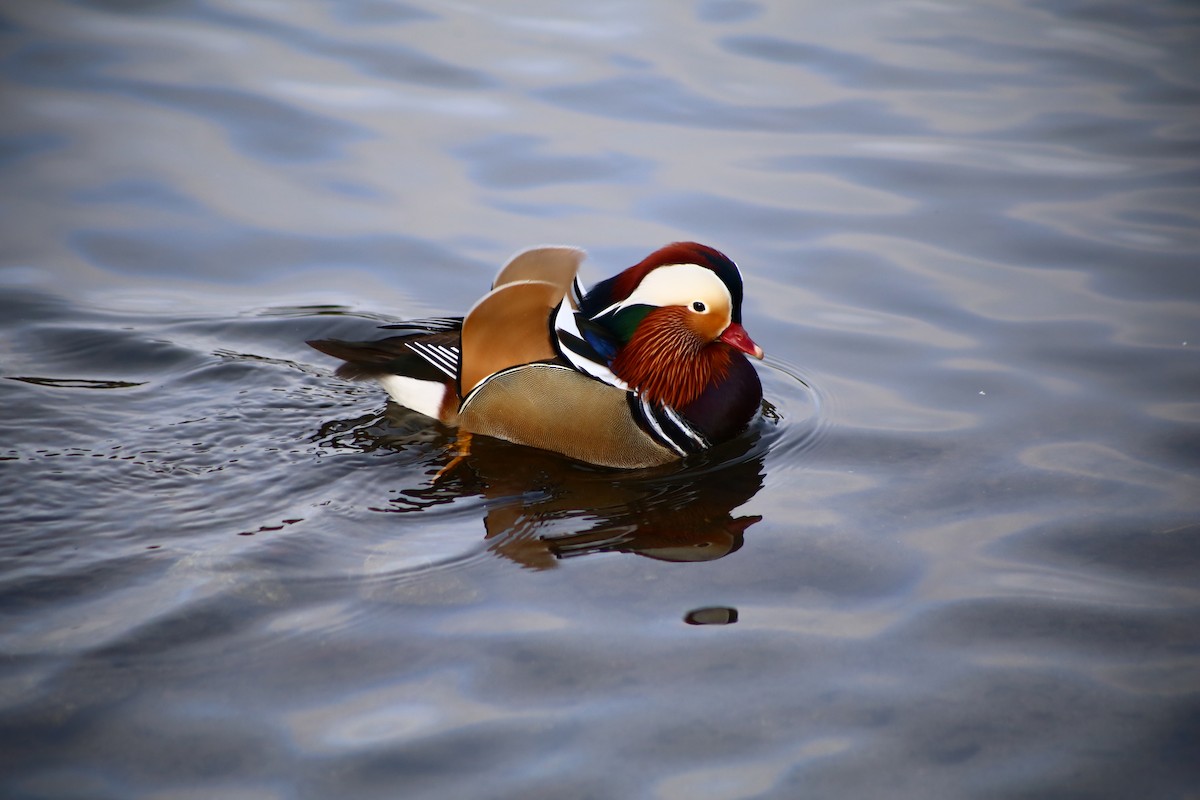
top-left (575, 242), bottom-right (763, 409)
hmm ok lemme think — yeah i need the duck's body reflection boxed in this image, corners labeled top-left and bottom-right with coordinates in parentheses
top-left (369, 403), bottom-right (769, 571)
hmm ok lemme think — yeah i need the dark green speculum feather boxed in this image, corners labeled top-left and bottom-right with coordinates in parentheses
top-left (605, 304), bottom-right (653, 344)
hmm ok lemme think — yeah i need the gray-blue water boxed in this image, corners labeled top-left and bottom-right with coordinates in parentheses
top-left (2, 1), bottom-right (1199, 798)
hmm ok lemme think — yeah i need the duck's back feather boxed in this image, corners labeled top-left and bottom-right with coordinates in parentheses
top-left (305, 328), bottom-right (460, 383)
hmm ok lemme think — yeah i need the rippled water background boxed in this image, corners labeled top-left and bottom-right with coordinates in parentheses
top-left (3, 1), bottom-right (1199, 798)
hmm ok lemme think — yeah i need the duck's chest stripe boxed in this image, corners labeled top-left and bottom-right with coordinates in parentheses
top-left (553, 302), bottom-right (630, 391)
top-left (632, 395), bottom-right (710, 456)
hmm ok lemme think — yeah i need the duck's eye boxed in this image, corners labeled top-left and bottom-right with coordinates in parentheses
top-left (691, 301), bottom-right (707, 313)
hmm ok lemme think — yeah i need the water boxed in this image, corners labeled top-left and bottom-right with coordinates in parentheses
top-left (3, 1), bottom-right (1199, 797)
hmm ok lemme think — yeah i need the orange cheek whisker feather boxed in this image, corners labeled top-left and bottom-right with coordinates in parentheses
top-left (610, 307), bottom-right (732, 409)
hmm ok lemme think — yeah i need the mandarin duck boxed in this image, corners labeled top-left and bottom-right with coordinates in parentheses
top-left (308, 242), bottom-right (764, 469)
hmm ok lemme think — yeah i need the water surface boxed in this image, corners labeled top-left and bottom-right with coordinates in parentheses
top-left (2, 1), bottom-right (1199, 798)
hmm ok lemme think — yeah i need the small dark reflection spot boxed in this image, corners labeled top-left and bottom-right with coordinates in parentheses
top-left (684, 606), bottom-right (739, 625)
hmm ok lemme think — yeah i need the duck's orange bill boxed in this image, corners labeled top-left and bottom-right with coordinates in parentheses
top-left (719, 323), bottom-right (764, 359)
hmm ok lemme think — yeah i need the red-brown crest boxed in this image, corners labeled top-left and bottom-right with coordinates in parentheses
top-left (611, 242), bottom-right (736, 302)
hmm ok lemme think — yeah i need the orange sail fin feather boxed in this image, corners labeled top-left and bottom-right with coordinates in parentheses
top-left (491, 245), bottom-right (585, 304)
top-left (459, 279), bottom-right (560, 396)
top-left (308, 242), bottom-right (764, 469)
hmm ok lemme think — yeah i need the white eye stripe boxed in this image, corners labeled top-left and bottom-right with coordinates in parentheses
top-left (614, 263), bottom-right (731, 313)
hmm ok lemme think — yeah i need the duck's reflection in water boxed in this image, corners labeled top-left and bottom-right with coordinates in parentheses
top-left (372, 406), bottom-right (768, 571)
top-left (465, 434), bottom-right (765, 570)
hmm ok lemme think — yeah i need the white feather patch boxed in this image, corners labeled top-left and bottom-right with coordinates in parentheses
top-left (378, 374), bottom-right (447, 419)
